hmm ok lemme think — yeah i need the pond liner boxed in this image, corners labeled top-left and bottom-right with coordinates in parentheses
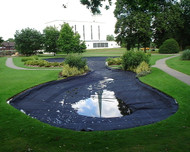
top-left (9, 57), bottom-right (178, 131)
top-left (8, 71), bottom-right (93, 104)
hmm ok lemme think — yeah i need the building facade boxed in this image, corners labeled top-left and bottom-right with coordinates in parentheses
top-left (45, 20), bottom-right (119, 49)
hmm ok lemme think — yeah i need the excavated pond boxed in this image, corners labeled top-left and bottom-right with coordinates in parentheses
top-left (9, 57), bottom-right (178, 131)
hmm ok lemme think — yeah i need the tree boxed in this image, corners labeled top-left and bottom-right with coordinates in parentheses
top-left (114, 0), bottom-right (152, 50)
top-left (57, 23), bottom-right (86, 54)
top-left (0, 37), bottom-right (3, 46)
top-left (159, 38), bottom-right (180, 54)
top-left (81, 0), bottom-right (188, 50)
top-left (14, 28), bottom-right (43, 55)
top-left (73, 33), bottom-right (87, 54)
top-left (153, 2), bottom-right (183, 48)
top-left (106, 35), bottom-right (115, 41)
top-left (115, 12), bottom-right (137, 50)
top-left (80, 0), bottom-right (112, 14)
top-left (43, 26), bottom-right (60, 55)
top-left (180, 0), bottom-right (190, 49)
top-left (80, 0), bottom-right (179, 14)
top-left (6, 38), bottom-right (15, 42)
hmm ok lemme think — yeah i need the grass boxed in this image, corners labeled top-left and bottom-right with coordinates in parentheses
top-left (1, 53), bottom-right (190, 152)
top-left (40, 48), bottom-right (127, 58)
top-left (41, 48), bottom-right (159, 58)
top-left (150, 54), bottom-right (172, 65)
top-left (83, 48), bottom-right (127, 56)
top-left (109, 65), bottom-right (122, 69)
top-left (166, 56), bottom-right (190, 75)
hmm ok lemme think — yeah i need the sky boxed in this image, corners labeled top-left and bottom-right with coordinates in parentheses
top-left (0, 0), bottom-right (116, 40)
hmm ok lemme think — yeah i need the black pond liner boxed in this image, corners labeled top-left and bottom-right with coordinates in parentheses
top-left (9, 57), bottom-right (178, 131)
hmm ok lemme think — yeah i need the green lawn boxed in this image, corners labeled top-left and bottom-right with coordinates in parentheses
top-left (150, 54), bottom-right (173, 65)
top-left (83, 48), bottom-right (127, 56)
top-left (166, 56), bottom-right (190, 75)
top-left (40, 48), bottom-right (127, 58)
top-left (1, 54), bottom-right (190, 152)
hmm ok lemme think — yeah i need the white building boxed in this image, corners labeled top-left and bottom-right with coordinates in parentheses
top-left (45, 18), bottom-right (119, 49)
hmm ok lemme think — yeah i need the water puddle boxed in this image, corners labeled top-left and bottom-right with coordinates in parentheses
top-left (72, 90), bottom-right (132, 118)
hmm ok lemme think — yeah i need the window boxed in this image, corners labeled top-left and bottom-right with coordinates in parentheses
top-left (91, 25), bottom-right (93, 40)
top-left (93, 43), bottom-right (108, 48)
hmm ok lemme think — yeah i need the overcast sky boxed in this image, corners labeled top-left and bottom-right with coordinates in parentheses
top-left (0, 0), bottom-right (116, 40)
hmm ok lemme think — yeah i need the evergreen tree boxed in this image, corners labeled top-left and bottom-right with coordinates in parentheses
top-left (57, 23), bottom-right (86, 54)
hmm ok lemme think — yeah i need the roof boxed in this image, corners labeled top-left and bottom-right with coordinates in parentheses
top-left (1, 42), bottom-right (15, 47)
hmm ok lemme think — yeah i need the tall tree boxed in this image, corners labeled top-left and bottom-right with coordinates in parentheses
top-left (153, 2), bottom-right (183, 47)
top-left (114, 0), bottom-right (152, 50)
top-left (43, 26), bottom-right (60, 55)
top-left (0, 37), bottom-right (3, 46)
top-left (72, 33), bottom-right (87, 54)
top-left (180, 0), bottom-right (190, 49)
top-left (57, 23), bottom-right (86, 54)
top-left (14, 28), bottom-right (43, 55)
top-left (80, 0), bottom-right (112, 14)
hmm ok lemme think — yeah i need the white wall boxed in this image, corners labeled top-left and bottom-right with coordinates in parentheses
top-left (46, 20), bottom-right (107, 41)
top-left (45, 20), bottom-right (120, 49)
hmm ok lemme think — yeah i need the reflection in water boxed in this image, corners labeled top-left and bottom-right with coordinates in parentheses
top-left (72, 90), bottom-right (132, 118)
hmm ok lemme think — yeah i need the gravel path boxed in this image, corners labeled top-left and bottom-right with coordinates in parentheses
top-left (9, 57), bottom-right (178, 131)
top-left (152, 55), bottom-right (190, 85)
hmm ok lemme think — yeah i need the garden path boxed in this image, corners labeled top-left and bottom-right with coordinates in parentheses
top-left (6, 57), bottom-right (60, 70)
top-left (152, 55), bottom-right (190, 85)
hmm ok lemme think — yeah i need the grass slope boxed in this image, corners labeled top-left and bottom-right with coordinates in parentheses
top-left (0, 55), bottom-right (190, 152)
top-left (166, 56), bottom-right (190, 75)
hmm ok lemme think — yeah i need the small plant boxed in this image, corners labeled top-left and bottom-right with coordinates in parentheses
top-left (122, 51), bottom-right (150, 71)
top-left (181, 49), bottom-right (190, 60)
top-left (21, 56), bottom-right (38, 62)
top-left (106, 57), bottom-right (122, 65)
top-left (24, 60), bottom-right (64, 67)
top-left (64, 55), bottom-right (87, 70)
top-left (159, 38), bottom-right (180, 54)
top-left (61, 64), bottom-right (89, 78)
top-left (136, 61), bottom-right (151, 77)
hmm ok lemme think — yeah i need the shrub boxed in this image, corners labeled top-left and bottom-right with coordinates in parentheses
top-left (61, 64), bottom-right (89, 78)
top-left (106, 57), bottom-right (122, 65)
top-left (181, 49), bottom-right (190, 60)
top-left (24, 60), bottom-right (64, 67)
top-left (159, 38), bottom-right (180, 54)
top-left (52, 62), bottom-right (60, 67)
top-left (122, 51), bottom-right (150, 71)
top-left (44, 62), bottom-right (52, 67)
top-left (64, 55), bottom-right (87, 70)
top-left (185, 46), bottom-right (190, 50)
top-left (21, 56), bottom-right (38, 62)
top-left (136, 61), bottom-right (151, 77)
